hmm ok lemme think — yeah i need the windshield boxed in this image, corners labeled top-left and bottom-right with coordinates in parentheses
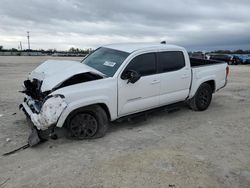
top-left (82, 47), bottom-right (130, 77)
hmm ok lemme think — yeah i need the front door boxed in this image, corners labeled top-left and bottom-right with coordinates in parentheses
top-left (118, 53), bottom-right (160, 116)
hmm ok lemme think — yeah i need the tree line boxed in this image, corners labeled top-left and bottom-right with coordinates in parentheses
top-left (0, 45), bottom-right (92, 54)
top-left (210, 49), bottom-right (250, 54)
top-left (1, 45), bottom-right (249, 54)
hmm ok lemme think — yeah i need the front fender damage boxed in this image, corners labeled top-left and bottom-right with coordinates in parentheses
top-left (30, 95), bottom-right (67, 130)
top-left (20, 94), bottom-right (67, 146)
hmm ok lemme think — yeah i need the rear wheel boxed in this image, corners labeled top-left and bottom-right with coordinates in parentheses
top-left (189, 83), bottom-right (213, 111)
top-left (65, 105), bottom-right (108, 139)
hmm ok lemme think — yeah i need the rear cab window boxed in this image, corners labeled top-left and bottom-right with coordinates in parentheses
top-left (157, 51), bottom-right (185, 73)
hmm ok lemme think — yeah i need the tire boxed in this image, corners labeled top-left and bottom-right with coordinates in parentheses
top-left (189, 83), bottom-right (213, 111)
top-left (65, 105), bottom-right (108, 139)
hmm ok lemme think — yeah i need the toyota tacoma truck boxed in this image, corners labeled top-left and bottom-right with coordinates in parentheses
top-left (20, 43), bottom-right (229, 145)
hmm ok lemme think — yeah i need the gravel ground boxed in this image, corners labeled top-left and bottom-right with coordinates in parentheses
top-left (0, 56), bottom-right (249, 188)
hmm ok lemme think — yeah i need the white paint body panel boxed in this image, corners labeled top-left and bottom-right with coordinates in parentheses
top-left (29, 60), bottom-right (105, 92)
top-left (22, 43), bottom-right (228, 129)
top-left (52, 78), bottom-right (117, 127)
top-left (157, 48), bottom-right (192, 106)
top-left (189, 63), bottom-right (228, 98)
top-left (118, 74), bottom-right (161, 116)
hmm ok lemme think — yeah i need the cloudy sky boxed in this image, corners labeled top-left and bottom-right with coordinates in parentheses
top-left (0, 0), bottom-right (250, 51)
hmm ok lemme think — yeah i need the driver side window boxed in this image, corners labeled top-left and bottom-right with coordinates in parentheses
top-left (124, 53), bottom-right (157, 77)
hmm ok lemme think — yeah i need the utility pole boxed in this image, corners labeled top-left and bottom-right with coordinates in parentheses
top-left (27, 31), bottom-right (30, 51)
top-left (20, 41), bottom-right (22, 51)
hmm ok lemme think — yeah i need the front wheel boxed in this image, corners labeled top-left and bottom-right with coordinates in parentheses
top-left (65, 105), bottom-right (108, 139)
top-left (188, 83), bottom-right (213, 111)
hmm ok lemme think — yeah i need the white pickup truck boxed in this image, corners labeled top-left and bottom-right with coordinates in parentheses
top-left (20, 43), bottom-right (229, 144)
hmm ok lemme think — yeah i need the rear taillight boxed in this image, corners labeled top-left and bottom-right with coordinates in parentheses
top-left (226, 66), bottom-right (229, 77)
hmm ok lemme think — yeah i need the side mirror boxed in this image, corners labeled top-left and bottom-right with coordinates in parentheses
top-left (121, 70), bottom-right (141, 84)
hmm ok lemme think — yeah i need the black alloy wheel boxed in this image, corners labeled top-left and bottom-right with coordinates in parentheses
top-left (189, 83), bottom-right (213, 111)
top-left (69, 113), bottom-right (98, 139)
top-left (65, 105), bottom-right (109, 139)
top-left (196, 86), bottom-right (211, 110)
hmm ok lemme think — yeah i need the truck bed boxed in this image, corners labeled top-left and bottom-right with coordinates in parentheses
top-left (190, 58), bottom-right (226, 67)
top-left (188, 58), bottom-right (228, 99)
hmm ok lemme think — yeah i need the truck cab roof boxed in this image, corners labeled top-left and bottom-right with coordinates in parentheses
top-left (103, 43), bottom-right (184, 53)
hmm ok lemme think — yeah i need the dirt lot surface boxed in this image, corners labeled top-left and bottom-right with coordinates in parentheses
top-left (0, 56), bottom-right (249, 188)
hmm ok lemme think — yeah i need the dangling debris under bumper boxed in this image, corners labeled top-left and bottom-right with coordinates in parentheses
top-left (20, 94), bottom-right (68, 146)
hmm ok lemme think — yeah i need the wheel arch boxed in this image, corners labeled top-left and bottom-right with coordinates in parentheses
top-left (97, 103), bottom-right (111, 121)
top-left (56, 100), bottom-right (113, 128)
top-left (204, 80), bottom-right (216, 93)
top-left (189, 76), bottom-right (216, 98)
top-left (65, 103), bottom-right (111, 121)
top-left (63, 103), bottom-right (110, 139)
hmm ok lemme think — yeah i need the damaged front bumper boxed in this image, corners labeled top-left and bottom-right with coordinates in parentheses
top-left (20, 94), bottom-right (67, 145)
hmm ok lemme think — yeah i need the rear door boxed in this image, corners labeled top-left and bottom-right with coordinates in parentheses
top-left (157, 51), bottom-right (191, 105)
top-left (118, 53), bottom-right (160, 116)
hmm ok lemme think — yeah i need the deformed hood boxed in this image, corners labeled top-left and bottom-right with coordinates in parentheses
top-left (29, 60), bottom-right (105, 92)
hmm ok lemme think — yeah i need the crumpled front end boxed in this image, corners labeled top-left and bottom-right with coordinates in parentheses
top-left (19, 60), bottom-right (105, 146)
top-left (19, 78), bottom-right (68, 146)
top-left (30, 95), bottom-right (67, 130)
top-left (20, 79), bottom-right (67, 131)
top-left (21, 95), bottom-right (67, 130)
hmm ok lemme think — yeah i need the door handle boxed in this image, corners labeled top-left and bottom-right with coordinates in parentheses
top-left (151, 80), bottom-right (160, 84)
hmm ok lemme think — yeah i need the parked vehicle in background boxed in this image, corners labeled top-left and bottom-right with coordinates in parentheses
top-left (209, 54), bottom-right (241, 65)
top-left (20, 42), bottom-right (229, 145)
top-left (231, 55), bottom-right (243, 64)
top-left (210, 54), bottom-right (231, 64)
top-left (237, 54), bottom-right (250, 64)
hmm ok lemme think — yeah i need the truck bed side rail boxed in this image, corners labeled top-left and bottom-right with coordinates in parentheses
top-left (190, 58), bottom-right (226, 67)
